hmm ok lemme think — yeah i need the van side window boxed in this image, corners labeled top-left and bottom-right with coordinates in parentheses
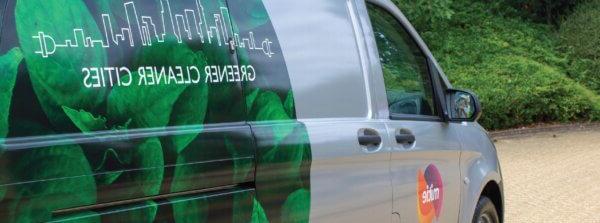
top-left (0, 1), bottom-right (246, 138)
top-left (367, 4), bottom-right (437, 117)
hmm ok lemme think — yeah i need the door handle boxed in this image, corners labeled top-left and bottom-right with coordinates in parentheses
top-left (358, 134), bottom-right (382, 146)
top-left (396, 132), bottom-right (415, 145)
top-left (358, 129), bottom-right (382, 147)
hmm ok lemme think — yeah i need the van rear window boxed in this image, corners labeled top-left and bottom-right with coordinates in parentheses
top-left (0, 0), bottom-right (256, 138)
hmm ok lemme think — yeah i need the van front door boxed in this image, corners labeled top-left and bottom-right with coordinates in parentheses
top-left (365, 3), bottom-right (462, 223)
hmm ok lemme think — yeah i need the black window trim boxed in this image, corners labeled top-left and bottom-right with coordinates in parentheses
top-left (366, 2), bottom-right (446, 123)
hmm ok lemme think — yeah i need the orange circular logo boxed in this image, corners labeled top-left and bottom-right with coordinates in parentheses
top-left (417, 164), bottom-right (444, 223)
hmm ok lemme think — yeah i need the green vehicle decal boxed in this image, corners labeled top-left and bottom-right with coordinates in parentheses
top-left (0, 0), bottom-right (311, 222)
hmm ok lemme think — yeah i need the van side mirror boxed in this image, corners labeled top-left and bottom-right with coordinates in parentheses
top-left (446, 89), bottom-right (481, 122)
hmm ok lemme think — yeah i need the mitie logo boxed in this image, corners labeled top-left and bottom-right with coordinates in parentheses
top-left (417, 164), bottom-right (444, 223)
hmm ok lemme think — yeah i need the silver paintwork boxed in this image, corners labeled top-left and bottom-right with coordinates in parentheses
top-left (302, 119), bottom-right (393, 222)
top-left (264, 0), bottom-right (393, 221)
top-left (263, 0), bottom-right (370, 119)
top-left (456, 123), bottom-right (503, 223)
top-left (264, 0), bottom-right (503, 222)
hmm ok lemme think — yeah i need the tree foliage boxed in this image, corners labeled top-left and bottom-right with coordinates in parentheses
top-left (392, 0), bottom-right (454, 32)
top-left (470, 0), bottom-right (579, 26)
top-left (559, 0), bottom-right (600, 93)
top-left (392, 0), bottom-right (600, 129)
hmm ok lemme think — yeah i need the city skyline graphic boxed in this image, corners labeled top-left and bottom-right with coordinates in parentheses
top-left (32, 0), bottom-right (275, 58)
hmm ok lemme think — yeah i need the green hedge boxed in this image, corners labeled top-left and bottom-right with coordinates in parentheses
top-left (559, 0), bottom-right (600, 93)
top-left (451, 55), bottom-right (600, 129)
top-left (490, 0), bottom-right (578, 25)
top-left (394, 1), bottom-right (600, 130)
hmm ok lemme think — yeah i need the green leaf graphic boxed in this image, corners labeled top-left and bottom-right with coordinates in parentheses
top-left (62, 106), bottom-right (108, 132)
top-left (281, 189), bottom-right (310, 223)
top-left (94, 171), bottom-right (122, 186)
top-left (0, 48), bottom-right (23, 139)
top-left (101, 201), bottom-right (158, 223)
top-left (283, 90), bottom-right (296, 119)
top-left (257, 126), bottom-right (310, 213)
top-left (232, 191), bottom-right (253, 223)
top-left (249, 90), bottom-right (311, 222)
top-left (89, 0), bottom-right (128, 62)
top-left (246, 88), bottom-right (260, 115)
top-left (251, 198), bottom-right (269, 223)
top-left (107, 71), bottom-right (184, 129)
top-left (225, 138), bottom-right (254, 183)
top-left (111, 138), bottom-right (164, 198)
top-left (16, 0), bottom-right (107, 129)
top-left (61, 106), bottom-right (133, 187)
top-left (261, 133), bottom-right (306, 176)
top-left (230, 0), bottom-right (270, 30)
top-left (171, 196), bottom-right (208, 223)
top-left (170, 158), bottom-right (206, 193)
top-left (0, 189), bottom-right (5, 206)
top-left (249, 91), bottom-right (294, 143)
top-left (108, 42), bottom-right (203, 129)
top-left (92, 149), bottom-right (128, 186)
top-left (166, 51), bottom-right (209, 154)
top-left (250, 91), bottom-right (290, 121)
top-left (5, 144), bottom-right (97, 223)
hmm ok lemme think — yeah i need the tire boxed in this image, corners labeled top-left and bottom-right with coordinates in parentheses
top-left (472, 196), bottom-right (500, 223)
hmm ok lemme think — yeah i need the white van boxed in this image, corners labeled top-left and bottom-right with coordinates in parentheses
top-left (0, 0), bottom-right (502, 222)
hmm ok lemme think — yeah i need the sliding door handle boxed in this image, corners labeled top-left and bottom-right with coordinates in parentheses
top-left (358, 134), bottom-right (382, 146)
top-left (396, 132), bottom-right (415, 145)
top-left (358, 128), bottom-right (382, 147)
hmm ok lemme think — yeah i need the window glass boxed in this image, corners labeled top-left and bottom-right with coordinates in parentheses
top-left (367, 4), bottom-right (437, 117)
top-left (0, 0), bottom-right (247, 138)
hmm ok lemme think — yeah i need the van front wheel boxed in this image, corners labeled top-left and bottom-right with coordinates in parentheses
top-left (472, 196), bottom-right (500, 223)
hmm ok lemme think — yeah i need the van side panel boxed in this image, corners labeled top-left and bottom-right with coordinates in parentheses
top-left (0, 0), bottom-right (264, 222)
top-left (226, 1), bottom-right (314, 222)
top-left (457, 123), bottom-right (503, 223)
top-left (251, 123), bottom-right (312, 223)
top-left (263, 0), bottom-right (394, 222)
top-left (52, 189), bottom-right (257, 223)
top-left (263, 0), bottom-right (371, 119)
top-left (1, 0), bottom-right (315, 222)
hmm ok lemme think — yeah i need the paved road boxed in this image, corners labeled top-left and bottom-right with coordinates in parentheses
top-left (495, 130), bottom-right (600, 223)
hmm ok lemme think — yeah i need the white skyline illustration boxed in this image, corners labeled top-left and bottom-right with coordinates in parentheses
top-left (33, 0), bottom-right (275, 58)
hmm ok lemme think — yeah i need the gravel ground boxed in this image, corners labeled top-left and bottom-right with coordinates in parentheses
top-left (495, 130), bottom-right (600, 223)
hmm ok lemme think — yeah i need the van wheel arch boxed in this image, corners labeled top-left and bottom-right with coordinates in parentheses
top-left (478, 181), bottom-right (503, 223)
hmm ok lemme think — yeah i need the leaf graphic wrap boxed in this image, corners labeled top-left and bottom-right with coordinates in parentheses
top-left (251, 198), bottom-right (270, 223)
top-left (101, 201), bottom-right (158, 223)
top-left (1, 0), bottom-right (310, 222)
top-left (0, 123), bottom-right (96, 222)
top-left (108, 43), bottom-right (195, 129)
top-left (281, 189), bottom-right (310, 223)
top-left (62, 106), bottom-right (108, 132)
top-left (15, 0), bottom-right (107, 131)
top-left (248, 91), bottom-right (311, 223)
top-left (0, 48), bottom-right (23, 139)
